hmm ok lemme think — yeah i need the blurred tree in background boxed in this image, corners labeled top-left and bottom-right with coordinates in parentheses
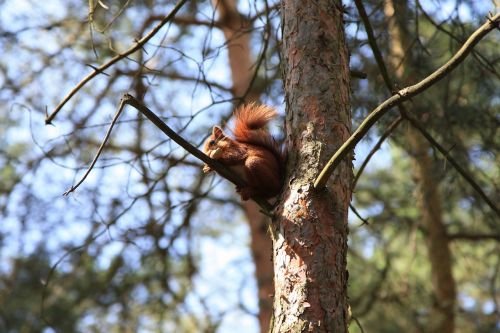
top-left (0, 0), bottom-right (498, 332)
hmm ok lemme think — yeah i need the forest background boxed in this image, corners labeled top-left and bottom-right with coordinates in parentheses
top-left (0, 0), bottom-right (498, 332)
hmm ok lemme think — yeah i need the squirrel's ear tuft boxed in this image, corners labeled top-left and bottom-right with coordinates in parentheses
top-left (213, 126), bottom-right (225, 138)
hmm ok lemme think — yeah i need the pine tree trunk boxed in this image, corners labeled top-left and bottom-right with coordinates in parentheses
top-left (271, 0), bottom-right (352, 331)
top-left (384, 1), bottom-right (456, 332)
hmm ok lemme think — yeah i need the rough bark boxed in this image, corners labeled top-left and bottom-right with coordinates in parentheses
top-left (384, 1), bottom-right (456, 332)
top-left (271, 0), bottom-right (352, 332)
top-left (212, 1), bottom-right (273, 332)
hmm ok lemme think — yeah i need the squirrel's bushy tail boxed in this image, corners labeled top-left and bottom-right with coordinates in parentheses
top-left (232, 103), bottom-right (285, 173)
top-left (233, 103), bottom-right (277, 144)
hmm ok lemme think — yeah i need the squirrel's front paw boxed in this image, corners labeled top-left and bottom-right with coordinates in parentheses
top-left (203, 164), bottom-right (212, 173)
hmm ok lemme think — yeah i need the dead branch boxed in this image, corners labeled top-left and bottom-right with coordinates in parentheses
top-left (64, 94), bottom-right (274, 213)
top-left (63, 99), bottom-right (125, 196)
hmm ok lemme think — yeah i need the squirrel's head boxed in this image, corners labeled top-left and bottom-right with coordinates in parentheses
top-left (204, 126), bottom-right (229, 159)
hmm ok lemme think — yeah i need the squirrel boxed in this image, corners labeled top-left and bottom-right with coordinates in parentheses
top-left (203, 103), bottom-right (285, 201)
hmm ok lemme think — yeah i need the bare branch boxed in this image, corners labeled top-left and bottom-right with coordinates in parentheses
top-left (351, 0), bottom-right (499, 215)
top-left (352, 116), bottom-right (403, 190)
top-left (416, 1), bottom-right (500, 79)
top-left (314, 13), bottom-right (499, 189)
top-left (353, 0), bottom-right (393, 87)
top-left (45, 0), bottom-right (188, 125)
top-left (350, 317), bottom-right (365, 333)
top-left (63, 98), bottom-right (125, 196)
top-left (124, 95), bottom-right (274, 213)
top-left (349, 204), bottom-right (369, 226)
top-left (64, 94), bottom-right (274, 213)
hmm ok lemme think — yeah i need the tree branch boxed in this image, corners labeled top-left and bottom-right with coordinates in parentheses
top-left (353, 0), bottom-right (393, 87)
top-left (63, 98), bottom-right (126, 196)
top-left (416, 1), bottom-right (500, 80)
top-left (352, 116), bottom-right (403, 190)
top-left (64, 94), bottom-right (274, 213)
top-left (314, 13), bottom-right (499, 189)
top-left (352, 0), bottom-right (499, 215)
top-left (349, 204), bottom-right (370, 226)
top-left (45, 0), bottom-right (188, 125)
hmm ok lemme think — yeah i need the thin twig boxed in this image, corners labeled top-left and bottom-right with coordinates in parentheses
top-left (353, 0), bottom-right (392, 87)
top-left (349, 204), bottom-right (370, 226)
top-left (352, 116), bottom-right (403, 190)
top-left (349, 0), bottom-right (405, 191)
top-left (46, 0), bottom-right (188, 124)
top-left (65, 94), bottom-right (274, 213)
top-left (350, 316), bottom-right (365, 333)
top-left (63, 101), bottom-right (125, 195)
top-left (314, 13), bottom-right (500, 189)
top-left (416, 1), bottom-right (500, 79)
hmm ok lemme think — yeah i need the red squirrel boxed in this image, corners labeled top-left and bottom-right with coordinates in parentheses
top-left (203, 103), bottom-right (285, 200)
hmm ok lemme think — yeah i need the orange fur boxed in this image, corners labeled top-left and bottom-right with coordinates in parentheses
top-left (203, 103), bottom-right (285, 200)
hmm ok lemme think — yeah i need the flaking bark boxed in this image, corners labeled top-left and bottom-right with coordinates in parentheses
top-left (271, 0), bottom-right (352, 332)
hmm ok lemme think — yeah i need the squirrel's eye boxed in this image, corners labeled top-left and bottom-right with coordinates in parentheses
top-left (209, 140), bottom-right (216, 146)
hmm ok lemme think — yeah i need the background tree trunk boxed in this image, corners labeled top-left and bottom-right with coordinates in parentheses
top-left (212, 1), bottom-right (273, 332)
top-left (271, 0), bottom-right (352, 331)
top-left (384, 1), bottom-right (456, 332)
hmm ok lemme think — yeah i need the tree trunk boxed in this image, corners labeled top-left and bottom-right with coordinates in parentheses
top-left (271, 0), bottom-right (352, 332)
top-left (384, 1), bottom-right (456, 332)
top-left (212, 1), bottom-right (273, 332)
top-left (407, 130), bottom-right (456, 333)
